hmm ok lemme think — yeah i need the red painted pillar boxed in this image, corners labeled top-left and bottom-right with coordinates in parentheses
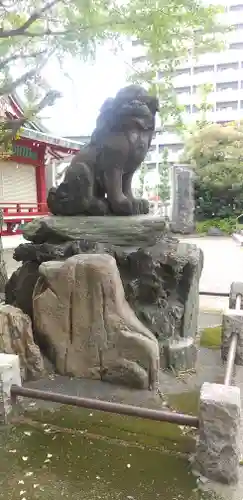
top-left (35, 161), bottom-right (47, 212)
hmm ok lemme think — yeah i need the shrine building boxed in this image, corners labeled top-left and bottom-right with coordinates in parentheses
top-left (0, 94), bottom-right (80, 235)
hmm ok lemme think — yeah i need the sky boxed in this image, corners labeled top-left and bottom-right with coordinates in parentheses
top-left (39, 45), bottom-right (130, 137)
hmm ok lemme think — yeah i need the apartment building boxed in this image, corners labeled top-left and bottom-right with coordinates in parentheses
top-left (131, 0), bottom-right (243, 177)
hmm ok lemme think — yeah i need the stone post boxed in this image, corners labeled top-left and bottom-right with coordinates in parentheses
top-left (0, 353), bottom-right (21, 424)
top-left (195, 282), bottom-right (243, 484)
top-left (222, 282), bottom-right (243, 365)
top-left (195, 382), bottom-right (241, 484)
top-left (170, 164), bottom-right (195, 234)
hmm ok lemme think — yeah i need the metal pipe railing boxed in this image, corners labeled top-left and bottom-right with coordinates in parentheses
top-left (200, 291), bottom-right (229, 297)
top-left (11, 385), bottom-right (199, 428)
top-left (224, 333), bottom-right (238, 386)
top-left (224, 294), bottom-right (241, 386)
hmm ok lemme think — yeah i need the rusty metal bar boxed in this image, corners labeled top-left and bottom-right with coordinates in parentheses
top-left (11, 385), bottom-right (199, 428)
top-left (224, 333), bottom-right (238, 386)
top-left (199, 291), bottom-right (229, 297)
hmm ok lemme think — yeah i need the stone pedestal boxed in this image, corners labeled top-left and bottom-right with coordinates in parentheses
top-left (171, 164), bottom-right (195, 234)
top-left (5, 215), bottom-right (203, 373)
top-left (195, 382), bottom-right (241, 484)
top-left (163, 337), bottom-right (197, 373)
top-left (0, 353), bottom-right (21, 424)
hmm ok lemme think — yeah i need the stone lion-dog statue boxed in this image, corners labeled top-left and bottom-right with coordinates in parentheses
top-left (47, 84), bottom-right (159, 216)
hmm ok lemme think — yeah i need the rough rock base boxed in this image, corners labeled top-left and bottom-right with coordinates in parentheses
top-left (33, 254), bottom-right (160, 389)
top-left (6, 215), bottom-right (203, 373)
top-left (0, 304), bottom-right (44, 381)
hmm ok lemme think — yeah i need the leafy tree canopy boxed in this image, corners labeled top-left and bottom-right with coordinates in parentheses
top-left (0, 0), bottom-right (227, 150)
top-left (182, 122), bottom-right (243, 187)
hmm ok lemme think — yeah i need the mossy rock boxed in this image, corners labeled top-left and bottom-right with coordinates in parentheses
top-left (200, 326), bottom-right (221, 349)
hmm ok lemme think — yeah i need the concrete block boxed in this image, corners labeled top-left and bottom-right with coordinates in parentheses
top-left (0, 353), bottom-right (21, 424)
top-left (229, 281), bottom-right (243, 309)
top-left (195, 382), bottom-right (241, 484)
top-left (222, 309), bottom-right (243, 364)
top-left (163, 337), bottom-right (197, 373)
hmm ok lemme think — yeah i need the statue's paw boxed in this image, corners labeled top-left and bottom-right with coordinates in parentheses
top-left (89, 198), bottom-right (109, 216)
top-left (112, 198), bottom-right (133, 216)
top-left (131, 198), bottom-right (149, 215)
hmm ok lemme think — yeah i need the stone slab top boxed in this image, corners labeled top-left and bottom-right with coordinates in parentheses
top-left (23, 214), bottom-right (168, 245)
top-left (223, 309), bottom-right (243, 317)
top-left (201, 382), bottom-right (241, 406)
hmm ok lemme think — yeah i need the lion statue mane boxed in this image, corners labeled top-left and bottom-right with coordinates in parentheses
top-left (47, 84), bottom-right (159, 216)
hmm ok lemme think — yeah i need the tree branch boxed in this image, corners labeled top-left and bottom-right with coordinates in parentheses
top-left (0, 50), bottom-right (47, 70)
top-left (0, 68), bottom-right (37, 97)
top-left (0, 28), bottom-right (72, 38)
top-left (0, 0), bottom-right (61, 38)
top-left (0, 89), bottom-right (61, 144)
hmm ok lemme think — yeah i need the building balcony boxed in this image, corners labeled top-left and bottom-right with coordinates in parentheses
top-left (191, 109), bottom-right (243, 122)
top-left (145, 151), bottom-right (159, 163)
top-left (155, 132), bottom-right (183, 145)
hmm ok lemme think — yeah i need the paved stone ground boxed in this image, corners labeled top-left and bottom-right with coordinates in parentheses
top-left (181, 236), bottom-right (243, 294)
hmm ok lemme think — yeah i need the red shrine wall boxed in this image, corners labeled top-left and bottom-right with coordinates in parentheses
top-left (1, 137), bottom-right (47, 208)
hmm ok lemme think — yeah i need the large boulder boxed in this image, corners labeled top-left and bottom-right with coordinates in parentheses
top-left (6, 215), bottom-right (203, 372)
top-left (33, 254), bottom-right (159, 389)
top-left (0, 304), bottom-right (44, 381)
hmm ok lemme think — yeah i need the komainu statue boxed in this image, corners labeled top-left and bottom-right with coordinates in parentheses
top-left (47, 85), bottom-right (159, 216)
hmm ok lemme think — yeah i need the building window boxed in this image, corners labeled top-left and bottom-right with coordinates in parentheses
top-left (132, 55), bottom-right (146, 64)
top-left (217, 121), bottom-right (231, 125)
top-left (229, 4), bottom-right (243, 11)
top-left (216, 101), bottom-right (238, 111)
top-left (192, 105), bottom-right (199, 113)
top-left (217, 62), bottom-right (238, 71)
top-left (175, 86), bottom-right (191, 94)
top-left (146, 163), bottom-right (157, 171)
top-left (174, 67), bottom-right (191, 77)
top-left (193, 65), bottom-right (214, 74)
top-left (240, 101), bottom-right (243, 109)
top-left (132, 39), bottom-right (141, 46)
top-left (216, 81), bottom-right (238, 91)
top-left (233, 23), bottom-right (243, 29)
top-left (230, 42), bottom-right (243, 50)
top-left (159, 144), bottom-right (182, 153)
top-left (183, 105), bottom-right (191, 113)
